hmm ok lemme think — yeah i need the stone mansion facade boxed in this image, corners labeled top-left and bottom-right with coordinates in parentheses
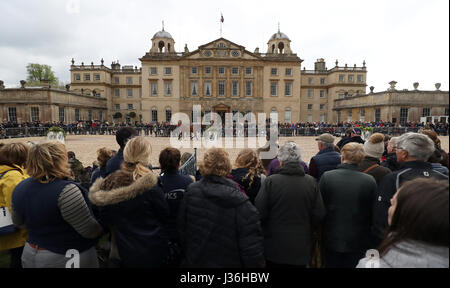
top-left (69, 27), bottom-right (368, 124)
top-left (3, 27), bottom-right (446, 125)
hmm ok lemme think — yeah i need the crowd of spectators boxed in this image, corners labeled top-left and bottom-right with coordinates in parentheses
top-left (1, 119), bottom-right (448, 139)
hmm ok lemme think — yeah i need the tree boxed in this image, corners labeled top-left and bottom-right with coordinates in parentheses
top-left (26, 63), bottom-right (59, 87)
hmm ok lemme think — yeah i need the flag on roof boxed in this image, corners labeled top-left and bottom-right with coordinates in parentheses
top-left (221, 14), bottom-right (224, 23)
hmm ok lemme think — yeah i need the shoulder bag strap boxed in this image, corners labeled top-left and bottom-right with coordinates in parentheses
top-left (363, 164), bottom-right (379, 174)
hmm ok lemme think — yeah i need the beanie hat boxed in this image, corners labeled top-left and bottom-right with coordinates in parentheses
top-left (364, 133), bottom-right (385, 159)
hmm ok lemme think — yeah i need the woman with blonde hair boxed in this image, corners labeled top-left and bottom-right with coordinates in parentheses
top-left (319, 142), bottom-right (378, 268)
top-left (90, 136), bottom-right (169, 268)
top-left (11, 141), bottom-right (102, 268)
top-left (231, 148), bottom-right (266, 204)
top-left (0, 143), bottom-right (30, 268)
top-left (179, 148), bottom-right (264, 268)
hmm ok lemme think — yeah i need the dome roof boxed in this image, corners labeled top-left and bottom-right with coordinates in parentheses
top-left (270, 31), bottom-right (290, 41)
top-left (153, 30), bottom-right (173, 39)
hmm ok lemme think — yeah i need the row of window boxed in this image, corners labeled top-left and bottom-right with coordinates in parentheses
top-left (115, 104), bottom-right (138, 111)
top-left (150, 67), bottom-right (294, 77)
top-left (114, 88), bottom-right (143, 98)
top-left (74, 74), bottom-right (102, 82)
top-left (189, 81), bottom-right (254, 97)
top-left (7, 107), bottom-right (102, 123)
top-left (74, 74), bottom-right (140, 85)
top-left (270, 68), bottom-right (293, 76)
top-left (270, 82), bottom-right (293, 97)
top-left (308, 90), bottom-right (327, 98)
top-left (338, 74), bottom-right (364, 83)
top-left (306, 104), bottom-right (327, 111)
top-left (149, 109), bottom-right (172, 123)
top-left (8, 107), bottom-right (41, 122)
top-left (338, 105), bottom-right (449, 124)
top-left (150, 82), bottom-right (173, 96)
top-left (307, 78), bottom-right (327, 85)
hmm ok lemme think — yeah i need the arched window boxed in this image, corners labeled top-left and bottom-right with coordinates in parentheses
top-left (278, 42), bottom-right (285, 54)
top-left (168, 43), bottom-right (171, 52)
top-left (272, 44), bottom-right (275, 53)
top-left (159, 41), bottom-right (165, 53)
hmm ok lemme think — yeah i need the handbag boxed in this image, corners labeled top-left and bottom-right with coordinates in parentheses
top-left (0, 170), bottom-right (19, 236)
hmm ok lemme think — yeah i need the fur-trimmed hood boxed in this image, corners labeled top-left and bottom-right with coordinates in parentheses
top-left (89, 171), bottom-right (158, 207)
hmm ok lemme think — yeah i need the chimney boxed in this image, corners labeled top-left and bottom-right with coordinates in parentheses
top-left (314, 59), bottom-right (326, 71)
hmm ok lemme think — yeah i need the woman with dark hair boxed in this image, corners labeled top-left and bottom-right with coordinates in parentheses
top-left (159, 147), bottom-right (193, 266)
top-left (179, 148), bottom-right (264, 268)
top-left (90, 148), bottom-right (116, 186)
top-left (358, 178), bottom-right (449, 268)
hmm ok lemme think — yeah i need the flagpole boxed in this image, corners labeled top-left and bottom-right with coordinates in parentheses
top-left (220, 13), bottom-right (223, 37)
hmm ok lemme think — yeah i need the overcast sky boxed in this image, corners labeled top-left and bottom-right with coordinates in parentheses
top-left (1, 0), bottom-right (448, 92)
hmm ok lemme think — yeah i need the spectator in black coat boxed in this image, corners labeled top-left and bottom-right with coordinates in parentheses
top-left (337, 128), bottom-right (365, 149)
top-left (159, 147), bottom-right (193, 267)
top-left (309, 133), bottom-right (341, 181)
top-left (231, 149), bottom-right (266, 205)
top-left (320, 143), bottom-right (377, 268)
top-left (372, 133), bottom-right (449, 248)
top-left (256, 142), bottom-right (326, 268)
top-left (336, 129), bottom-right (352, 149)
top-left (178, 148), bottom-right (265, 268)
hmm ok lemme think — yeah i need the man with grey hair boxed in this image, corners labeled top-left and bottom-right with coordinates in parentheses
top-left (372, 133), bottom-right (448, 247)
top-left (309, 133), bottom-right (341, 180)
top-left (381, 137), bottom-right (401, 172)
top-left (255, 142), bottom-right (325, 268)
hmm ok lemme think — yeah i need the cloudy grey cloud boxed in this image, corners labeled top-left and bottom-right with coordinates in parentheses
top-left (0, 0), bottom-right (448, 91)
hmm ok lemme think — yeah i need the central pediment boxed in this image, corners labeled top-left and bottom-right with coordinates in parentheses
top-left (182, 38), bottom-right (261, 60)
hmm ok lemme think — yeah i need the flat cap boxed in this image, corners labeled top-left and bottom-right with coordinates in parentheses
top-left (316, 133), bottom-right (335, 144)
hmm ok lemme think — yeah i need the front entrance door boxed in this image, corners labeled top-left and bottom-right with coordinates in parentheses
top-left (214, 104), bottom-right (231, 126)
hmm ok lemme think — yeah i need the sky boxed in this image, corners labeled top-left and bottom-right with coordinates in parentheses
top-left (0, 0), bottom-right (449, 92)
